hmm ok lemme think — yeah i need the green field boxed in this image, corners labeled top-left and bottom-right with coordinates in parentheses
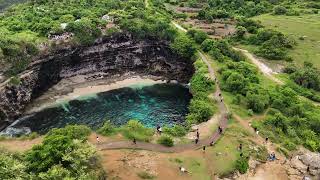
top-left (253, 14), bottom-right (320, 68)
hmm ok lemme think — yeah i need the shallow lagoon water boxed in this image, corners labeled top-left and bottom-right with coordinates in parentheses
top-left (11, 83), bottom-right (192, 134)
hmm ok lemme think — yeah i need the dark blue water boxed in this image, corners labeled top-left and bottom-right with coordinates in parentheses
top-left (12, 83), bottom-right (192, 134)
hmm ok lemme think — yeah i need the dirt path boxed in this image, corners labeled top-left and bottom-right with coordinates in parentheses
top-left (233, 114), bottom-right (292, 180)
top-left (233, 47), bottom-right (284, 85)
top-left (172, 21), bottom-right (187, 32)
top-left (0, 137), bottom-right (43, 152)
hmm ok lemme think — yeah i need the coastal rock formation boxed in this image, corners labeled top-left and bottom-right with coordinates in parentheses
top-left (0, 33), bottom-right (194, 130)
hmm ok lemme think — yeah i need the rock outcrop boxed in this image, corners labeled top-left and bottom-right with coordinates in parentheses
top-left (0, 33), bottom-right (194, 130)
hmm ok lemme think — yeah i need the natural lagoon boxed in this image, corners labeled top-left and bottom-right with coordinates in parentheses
top-left (7, 83), bottom-right (192, 135)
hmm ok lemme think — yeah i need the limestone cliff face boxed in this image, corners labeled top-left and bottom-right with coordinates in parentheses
top-left (0, 33), bottom-right (194, 130)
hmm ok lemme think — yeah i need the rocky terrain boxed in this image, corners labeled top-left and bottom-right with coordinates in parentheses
top-left (0, 33), bottom-right (194, 130)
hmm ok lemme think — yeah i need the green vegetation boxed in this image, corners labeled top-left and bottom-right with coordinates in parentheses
top-left (186, 58), bottom-right (216, 124)
top-left (236, 19), bottom-right (296, 60)
top-left (46, 124), bottom-right (91, 141)
top-left (197, 0), bottom-right (272, 20)
top-left (119, 120), bottom-right (155, 142)
top-left (0, 132), bottom-right (39, 141)
top-left (204, 121), bottom-right (267, 176)
top-left (170, 33), bottom-right (197, 58)
top-left (253, 14), bottom-right (320, 68)
top-left (97, 120), bottom-right (154, 142)
top-left (286, 62), bottom-right (320, 91)
top-left (97, 120), bottom-right (116, 136)
top-left (203, 36), bottom-right (320, 152)
top-left (0, 0), bottom-right (196, 78)
top-left (235, 156), bottom-right (249, 174)
top-left (187, 29), bottom-right (209, 44)
top-left (0, 125), bottom-right (105, 179)
top-left (157, 135), bottom-right (174, 147)
top-left (137, 171), bottom-right (156, 179)
top-left (162, 125), bottom-right (187, 137)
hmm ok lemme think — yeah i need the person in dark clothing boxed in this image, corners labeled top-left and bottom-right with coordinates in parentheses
top-left (265, 137), bottom-right (269, 143)
top-left (254, 127), bottom-right (257, 132)
top-left (196, 130), bottom-right (200, 139)
top-left (239, 143), bottom-right (242, 151)
top-left (195, 138), bottom-right (199, 144)
top-left (218, 93), bottom-right (221, 96)
top-left (133, 138), bottom-right (136, 144)
top-left (240, 152), bottom-right (243, 157)
top-left (218, 126), bottom-right (223, 134)
top-left (210, 141), bottom-right (214, 146)
top-left (202, 145), bottom-right (206, 153)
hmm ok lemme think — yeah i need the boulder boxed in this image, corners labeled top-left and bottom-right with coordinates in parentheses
top-left (299, 152), bottom-right (320, 169)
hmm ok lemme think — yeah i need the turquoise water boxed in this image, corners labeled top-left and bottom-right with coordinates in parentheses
top-left (12, 83), bottom-right (192, 134)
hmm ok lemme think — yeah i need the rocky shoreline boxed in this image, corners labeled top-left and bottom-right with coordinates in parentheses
top-left (0, 33), bottom-right (194, 131)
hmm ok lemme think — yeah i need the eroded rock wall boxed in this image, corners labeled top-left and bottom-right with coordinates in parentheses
top-left (0, 33), bottom-right (194, 130)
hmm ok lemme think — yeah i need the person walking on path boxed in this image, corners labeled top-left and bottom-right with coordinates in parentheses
top-left (96, 136), bottom-right (100, 143)
top-left (238, 143), bottom-right (242, 151)
top-left (196, 129), bottom-right (200, 139)
top-left (202, 145), bottom-right (206, 153)
top-left (265, 137), bottom-right (269, 144)
top-left (133, 138), bottom-right (137, 144)
top-left (195, 137), bottom-right (199, 144)
top-left (218, 126), bottom-right (223, 134)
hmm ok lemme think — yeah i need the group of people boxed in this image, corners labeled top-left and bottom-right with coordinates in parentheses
top-left (268, 152), bottom-right (276, 161)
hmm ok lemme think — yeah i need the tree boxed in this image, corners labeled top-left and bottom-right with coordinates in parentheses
top-left (273, 5), bottom-right (287, 15)
top-left (201, 39), bottom-right (216, 52)
top-left (235, 157), bottom-right (249, 174)
top-left (157, 135), bottom-right (174, 147)
top-left (187, 29), bottom-right (209, 44)
top-left (25, 135), bottom-right (75, 173)
top-left (246, 85), bottom-right (269, 113)
top-left (170, 34), bottom-right (196, 58)
top-left (225, 72), bottom-right (246, 93)
top-left (187, 99), bottom-right (214, 123)
top-left (235, 26), bottom-right (246, 38)
top-left (0, 151), bottom-right (29, 179)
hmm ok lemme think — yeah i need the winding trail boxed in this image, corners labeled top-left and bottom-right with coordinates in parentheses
top-left (97, 44), bottom-right (229, 153)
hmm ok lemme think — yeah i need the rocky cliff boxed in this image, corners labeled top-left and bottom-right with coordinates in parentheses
top-left (0, 33), bottom-right (194, 130)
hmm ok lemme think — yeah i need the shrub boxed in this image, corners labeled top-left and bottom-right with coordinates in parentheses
top-left (201, 39), bottom-right (216, 52)
top-left (273, 5), bottom-right (287, 15)
top-left (97, 120), bottom-right (116, 136)
top-left (0, 150), bottom-right (29, 179)
top-left (157, 135), bottom-right (174, 147)
top-left (190, 72), bottom-right (215, 95)
top-left (187, 29), bottom-right (209, 44)
top-left (120, 120), bottom-right (154, 142)
top-left (283, 140), bottom-right (296, 151)
top-left (9, 76), bottom-right (21, 85)
top-left (46, 125), bottom-right (91, 141)
top-left (170, 34), bottom-right (196, 58)
top-left (162, 125), bottom-right (187, 137)
top-left (235, 26), bottom-right (247, 38)
top-left (187, 99), bottom-right (215, 123)
top-left (235, 157), bottom-right (249, 174)
top-left (137, 171), bottom-right (156, 179)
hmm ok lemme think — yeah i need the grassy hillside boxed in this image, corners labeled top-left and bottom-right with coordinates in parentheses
top-left (253, 14), bottom-right (320, 68)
